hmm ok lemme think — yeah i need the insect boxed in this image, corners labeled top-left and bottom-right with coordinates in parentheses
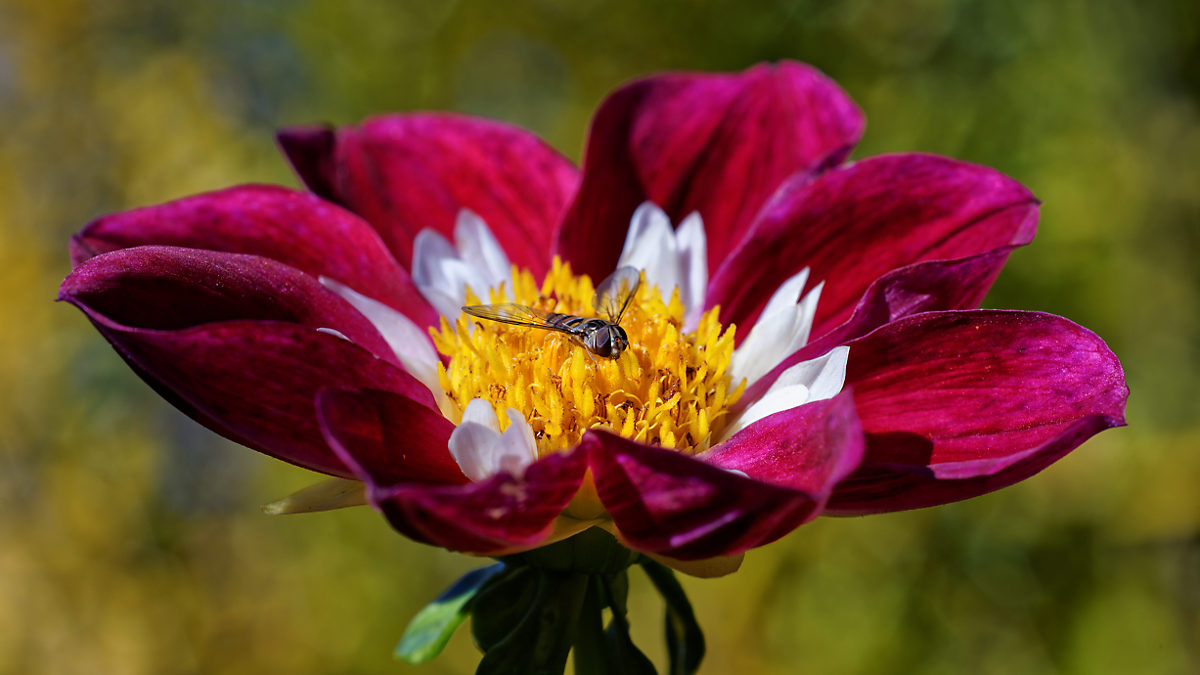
top-left (462, 266), bottom-right (641, 360)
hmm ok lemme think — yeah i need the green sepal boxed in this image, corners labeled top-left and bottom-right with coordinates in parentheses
top-left (469, 565), bottom-right (539, 652)
top-left (500, 527), bottom-right (640, 575)
top-left (641, 559), bottom-right (706, 675)
top-left (395, 531), bottom-right (709, 675)
top-left (395, 563), bottom-right (505, 664)
top-left (473, 569), bottom-right (589, 675)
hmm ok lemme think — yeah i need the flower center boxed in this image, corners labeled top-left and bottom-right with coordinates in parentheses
top-left (430, 258), bottom-right (745, 457)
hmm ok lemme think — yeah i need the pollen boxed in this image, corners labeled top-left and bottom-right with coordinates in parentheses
top-left (430, 258), bottom-right (745, 457)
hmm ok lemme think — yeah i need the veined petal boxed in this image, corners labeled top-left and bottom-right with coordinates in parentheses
top-left (703, 391), bottom-right (863, 490)
top-left (69, 184), bottom-right (436, 327)
top-left (828, 310), bottom-right (1128, 514)
top-left (558, 61), bottom-right (864, 279)
top-left (61, 246), bottom-right (399, 364)
top-left (586, 393), bottom-right (863, 560)
top-left (278, 114), bottom-right (579, 277)
top-left (85, 323), bottom-right (432, 478)
top-left (59, 247), bottom-right (440, 477)
top-left (319, 388), bottom-right (588, 554)
top-left (709, 154), bottom-right (1039, 338)
top-left (317, 387), bottom-right (466, 486)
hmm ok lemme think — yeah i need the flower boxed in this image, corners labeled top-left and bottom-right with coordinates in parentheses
top-left (60, 62), bottom-right (1127, 576)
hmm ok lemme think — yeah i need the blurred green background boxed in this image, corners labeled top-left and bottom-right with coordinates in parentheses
top-left (2, 0), bottom-right (1197, 673)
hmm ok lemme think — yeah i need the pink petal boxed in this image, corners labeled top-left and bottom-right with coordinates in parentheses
top-left (317, 387), bottom-right (588, 553)
top-left (828, 310), bottom-right (1128, 514)
top-left (75, 321), bottom-right (431, 478)
top-left (705, 390), bottom-right (863, 486)
top-left (557, 61), bottom-right (864, 280)
top-left (316, 387), bottom-right (467, 486)
top-left (278, 114), bottom-right (580, 277)
top-left (586, 393), bottom-right (863, 560)
top-left (61, 246), bottom-right (400, 363)
top-left (708, 154), bottom-right (1039, 339)
top-left (60, 249), bottom-right (436, 477)
top-left (70, 184), bottom-right (435, 327)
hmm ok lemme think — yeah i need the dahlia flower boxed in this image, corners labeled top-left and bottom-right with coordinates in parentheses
top-left (60, 61), bottom-right (1126, 672)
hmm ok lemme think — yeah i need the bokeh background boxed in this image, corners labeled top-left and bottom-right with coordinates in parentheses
top-left (2, 0), bottom-right (1197, 673)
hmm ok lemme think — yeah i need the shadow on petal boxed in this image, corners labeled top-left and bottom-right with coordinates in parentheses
top-left (319, 387), bottom-right (590, 554)
top-left (586, 392), bottom-right (864, 560)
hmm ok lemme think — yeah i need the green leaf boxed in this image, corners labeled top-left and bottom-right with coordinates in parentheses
top-left (573, 574), bottom-right (655, 675)
top-left (601, 574), bottom-right (657, 675)
top-left (641, 560), bottom-right (706, 675)
top-left (395, 563), bottom-right (505, 664)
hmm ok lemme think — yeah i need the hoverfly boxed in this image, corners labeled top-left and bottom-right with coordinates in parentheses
top-left (462, 266), bottom-right (641, 360)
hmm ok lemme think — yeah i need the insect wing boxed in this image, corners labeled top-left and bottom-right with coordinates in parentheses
top-left (593, 266), bottom-right (641, 323)
top-left (462, 303), bottom-right (564, 332)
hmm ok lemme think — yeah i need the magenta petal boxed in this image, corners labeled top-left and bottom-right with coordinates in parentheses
top-left (373, 451), bottom-right (588, 554)
top-left (827, 310), bottom-right (1128, 514)
top-left (318, 386), bottom-right (587, 552)
top-left (61, 247), bottom-right (435, 475)
top-left (703, 391), bottom-right (864, 489)
top-left (70, 184), bottom-right (435, 327)
top-left (275, 124), bottom-right (339, 201)
top-left (66, 316), bottom-right (433, 478)
top-left (60, 246), bottom-right (402, 363)
top-left (317, 387), bottom-right (467, 486)
top-left (709, 154), bottom-right (1039, 337)
top-left (586, 394), bottom-right (863, 560)
top-left (558, 61), bottom-right (864, 279)
top-left (278, 114), bottom-right (579, 277)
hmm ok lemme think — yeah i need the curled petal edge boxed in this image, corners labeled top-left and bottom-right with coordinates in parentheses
top-left (585, 392), bottom-right (864, 560)
top-left (318, 386), bottom-right (590, 555)
top-left (829, 309), bottom-right (1128, 514)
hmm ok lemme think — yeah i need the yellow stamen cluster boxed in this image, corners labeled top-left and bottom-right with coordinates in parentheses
top-left (430, 258), bottom-right (745, 457)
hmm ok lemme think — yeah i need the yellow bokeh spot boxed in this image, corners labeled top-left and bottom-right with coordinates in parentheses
top-left (431, 258), bottom-right (745, 457)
